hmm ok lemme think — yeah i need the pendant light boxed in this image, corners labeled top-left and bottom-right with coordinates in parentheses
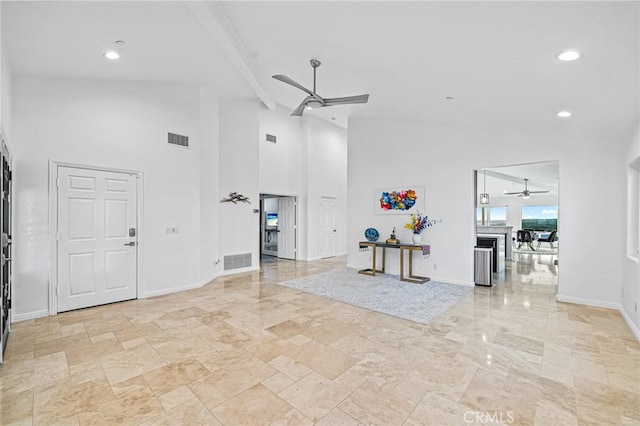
top-left (480, 171), bottom-right (489, 205)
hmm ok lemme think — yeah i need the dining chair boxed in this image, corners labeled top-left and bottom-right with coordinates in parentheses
top-left (537, 230), bottom-right (557, 250)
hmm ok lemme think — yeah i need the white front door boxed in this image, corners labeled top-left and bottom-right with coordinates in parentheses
top-left (57, 166), bottom-right (138, 312)
top-left (319, 197), bottom-right (337, 258)
top-left (277, 196), bottom-right (296, 260)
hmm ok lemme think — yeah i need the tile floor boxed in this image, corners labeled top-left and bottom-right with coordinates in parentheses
top-left (1, 253), bottom-right (639, 425)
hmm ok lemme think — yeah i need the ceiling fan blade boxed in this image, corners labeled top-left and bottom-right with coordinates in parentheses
top-left (291, 101), bottom-right (307, 117)
top-left (323, 94), bottom-right (369, 106)
top-left (503, 191), bottom-right (523, 195)
top-left (272, 74), bottom-right (315, 96)
top-left (529, 190), bottom-right (550, 194)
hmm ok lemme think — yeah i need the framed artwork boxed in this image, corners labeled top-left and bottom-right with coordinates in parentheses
top-left (374, 186), bottom-right (425, 215)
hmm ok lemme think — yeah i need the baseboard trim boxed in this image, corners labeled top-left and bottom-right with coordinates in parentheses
top-left (620, 306), bottom-right (640, 343)
top-left (142, 281), bottom-right (206, 298)
top-left (217, 265), bottom-right (260, 277)
top-left (305, 256), bottom-right (322, 262)
top-left (430, 277), bottom-right (475, 287)
top-left (555, 294), bottom-right (620, 310)
top-left (12, 309), bottom-right (50, 323)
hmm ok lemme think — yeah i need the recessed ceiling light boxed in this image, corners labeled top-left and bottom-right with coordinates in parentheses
top-left (115, 40), bottom-right (126, 45)
top-left (104, 51), bottom-right (120, 60)
top-left (557, 110), bottom-right (572, 118)
top-left (445, 96), bottom-right (454, 101)
top-left (331, 117), bottom-right (336, 121)
top-left (558, 50), bottom-right (580, 61)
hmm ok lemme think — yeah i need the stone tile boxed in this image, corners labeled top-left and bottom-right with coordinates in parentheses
top-left (140, 398), bottom-right (221, 426)
top-left (262, 371), bottom-right (295, 393)
top-left (188, 356), bottom-right (276, 409)
top-left (268, 355), bottom-right (313, 381)
top-left (159, 385), bottom-right (196, 411)
top-left (1, 389), bottom-right (33, 425)
top-left (100, 343), bottom-right (166, 385)
top-left (143, 357), bottom-right (210, 396)
top-left (277, 372), bottom-right (352, 421)
top-left (152, 336), bottom-right (214, 364)
top-left (287, 340), bottom-right (357, 380)
top-left (338, 380), bottom-right (417, 425)
top-left (211, 384), bottom-right (293, 425)
top-left (315, 408), bottom-right (360, 426)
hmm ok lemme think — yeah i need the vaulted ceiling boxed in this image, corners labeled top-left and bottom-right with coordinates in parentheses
top-left (3, 1), bottom-right (638, 137)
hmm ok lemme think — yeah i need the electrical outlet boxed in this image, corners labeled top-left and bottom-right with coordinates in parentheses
top-left (433, 264), bottom-right (438, 270)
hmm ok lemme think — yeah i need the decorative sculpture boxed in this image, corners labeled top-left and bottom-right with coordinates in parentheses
top-left (220, 192), bottom-right (251, 204)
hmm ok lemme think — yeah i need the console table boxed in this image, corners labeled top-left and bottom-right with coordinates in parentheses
top-left (358, 241), bottom-right (431, 284)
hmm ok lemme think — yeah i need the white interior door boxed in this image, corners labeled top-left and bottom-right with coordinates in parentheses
top-left (319, 197), bottom-right (337, 258)
top-left (57, 166), bottom-right (137, 312)
top-left (277, 196), bottom-right (296, 260)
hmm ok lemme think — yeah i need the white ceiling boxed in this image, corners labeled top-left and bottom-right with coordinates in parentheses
top-left (478, 161), bottom-right (559, 197)
top-left (3, 1), bottom-right (638, 136)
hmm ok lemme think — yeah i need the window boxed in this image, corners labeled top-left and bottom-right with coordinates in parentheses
top-left (521, 205), bottom-right (557, 231)
top-left (476, 206), bottom-right (507, 226)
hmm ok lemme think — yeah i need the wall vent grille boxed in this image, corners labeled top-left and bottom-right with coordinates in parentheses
top-left (168, 132), bottom-right (189, 148)
top-left (266, 134), bottom-right (277, 143)
top-left (223, 253), bottom-right (252, 270)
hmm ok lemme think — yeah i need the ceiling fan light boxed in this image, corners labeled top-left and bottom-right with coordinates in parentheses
top-left (480, 193), bottom-right (490, 205)
top-left (523, 195), bottom-right (530, 200)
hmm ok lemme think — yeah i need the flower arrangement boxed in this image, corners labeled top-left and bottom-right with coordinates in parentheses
top-left (379, 189), bottom-right (417, 211)
top-left (404, 212), bottom-right (437, 235)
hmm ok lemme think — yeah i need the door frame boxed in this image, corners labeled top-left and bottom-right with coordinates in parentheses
top-left (48, 161), bottom-right (144, 315)
top-left (259, 192), bottom-right (299, 261)
top-left (319, 195), bottom-right (337, 259)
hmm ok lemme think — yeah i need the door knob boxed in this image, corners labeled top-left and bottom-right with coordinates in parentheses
top-left (124, 242), bottom-right (136, 247)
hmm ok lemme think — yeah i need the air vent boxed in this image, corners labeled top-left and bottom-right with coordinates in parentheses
top-left (168, 132), bottom-right (189, 148)
top-left (223, 253), bottom-right (252, 270)
top-left (266, 134), bottom-right (277, 143)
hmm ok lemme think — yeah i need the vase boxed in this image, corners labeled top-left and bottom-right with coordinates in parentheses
top-left (412, 233), bottom-right (422, 245)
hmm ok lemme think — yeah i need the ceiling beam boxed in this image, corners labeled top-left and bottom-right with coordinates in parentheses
top-left (184, 1), bottom-right (276, 110)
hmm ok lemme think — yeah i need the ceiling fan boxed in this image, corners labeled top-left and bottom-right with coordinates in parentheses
top-left (272, 59), bottom-right (369, 117)
top-left (504, 178), bottom-right (549, 199)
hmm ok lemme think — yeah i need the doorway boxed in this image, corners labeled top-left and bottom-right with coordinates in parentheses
top-left (260, 194), bottom-right (297, 260)
top-left (51, 163), bottom-right (140, 313)
top-left (0, 136), bottom-right (12, 363)
top-left (475, 161), bottom-right (559, 288)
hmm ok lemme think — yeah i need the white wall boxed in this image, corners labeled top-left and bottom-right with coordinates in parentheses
top-left (348, 117), bottom-right (623, 305)
top-left (621, 120), bottom-right (640, 336)
top-left (258, 106), bottom-right (348, 261)
top-left (259, 106), bottom-right (304, 196)
top-left (259, 106), bottom-right (307, 259)
top-left (0, 2), bottom-right (12, 141)
top-left (11, 76), bottom-right (204, 318)
top-left (305, 116), bottom-right (348, 259)
top-left (199, 86), bottom-right (219, 282)
top-left (218, 99), bottom-right (260, 274)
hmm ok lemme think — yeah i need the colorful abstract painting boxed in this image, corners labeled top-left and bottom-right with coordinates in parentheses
top-left (374, 186), bottom-right (425, 215)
